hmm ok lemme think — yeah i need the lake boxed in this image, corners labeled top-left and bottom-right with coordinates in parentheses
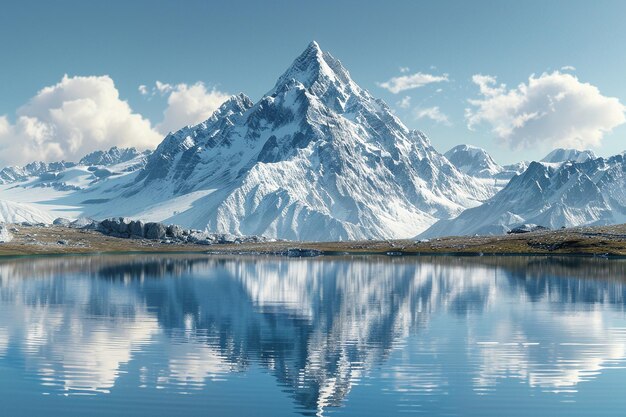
top-left (1, 254), bottom-right (626, 416)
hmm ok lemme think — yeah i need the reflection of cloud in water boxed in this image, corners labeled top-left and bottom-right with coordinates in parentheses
top-left (0, 255), bottom-right (626, 413)
top-left (0, 326), bottom-right (8, 358)
top-left (161, 331), bottom-right (235, 390)
top-left (472, 310), bottom-right (626, 391)
top-left (0, 275), bottom-right (160, 394)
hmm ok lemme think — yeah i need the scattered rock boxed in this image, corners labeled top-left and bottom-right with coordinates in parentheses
top-left (87, 217), bottom-right (269, 245)
top-left (71, 217), bottom-right (98, 229)
top-left (53, 217), bottom-right (72, 227)
top-left (508, 224), bottom-right (549, 234)
top-left (282, 248), bottom-right (322, 257)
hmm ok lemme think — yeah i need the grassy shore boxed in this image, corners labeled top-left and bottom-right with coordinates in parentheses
top-left (2, 223), bottom-right (626, 257)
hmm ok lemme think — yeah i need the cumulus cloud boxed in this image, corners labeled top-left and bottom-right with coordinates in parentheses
top-left (465, 72), bottom-right (626, 149)
top-left (396, 96), bottom-right (412, 109)
top-left (414, 106), bottom-right (450, 125)
top-left (0, 75), bottom-right (162, 167)
top-left (377, 72), bottom-right (448, 94)
top-left (154, 82), bottom-right (230, 135)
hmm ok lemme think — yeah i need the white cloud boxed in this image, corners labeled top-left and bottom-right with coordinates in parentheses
top-left (155, 82), bottom-right (230, 135)
top-left (561, 65), bottom-right (576, 71)
top-left (0, 75), bottom-right (162, 167)
top-left (414, 106), bottom-right (450, 125)
top-left (138, 84), bottom-right (149, 95)
top-left (399, 66), bottom-right (410, 73)
top-left (396, 96), bottom-right (412, 109)
top-left (466, 72), bottom-right (626, 149)
top-left (377, 72), bottom-right (448, 94)
top-left (155, 81), bottom-right (173, 95)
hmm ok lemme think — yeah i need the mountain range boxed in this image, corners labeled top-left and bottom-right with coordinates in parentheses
top-left (0, 42), bottom-right (622, 240)
top-left (421, 152), bottom-right (626, 237)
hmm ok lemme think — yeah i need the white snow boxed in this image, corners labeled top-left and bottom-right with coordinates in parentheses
top-left (4, 42), bottom-right (491, 241)
top-left (0, 225), bottom-right (13, 243)
top-left (420, 154), bottom-right (626, 238)
top-left (0, 200), bottom-right (54, 224)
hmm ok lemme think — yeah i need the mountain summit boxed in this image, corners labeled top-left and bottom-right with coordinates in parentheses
top-left (21, 42), bottom-right (495, 240)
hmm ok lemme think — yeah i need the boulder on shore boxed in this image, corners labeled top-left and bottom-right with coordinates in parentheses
top-left (508, 224), bottom-right (549, 234)
top-left (92, 217), bottom-right (270, 245)
top-left (144, 222), bottom-right (167, 239)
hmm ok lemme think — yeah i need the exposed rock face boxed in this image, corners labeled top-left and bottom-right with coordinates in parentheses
top-left (79, 146), bottom-right (148, 166)
top-left (0, 161), bottom-right (75, 185)
top-left (144, 222), bottom-right (167, 240)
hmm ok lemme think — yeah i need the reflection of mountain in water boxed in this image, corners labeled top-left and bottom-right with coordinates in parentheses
top-left (0, 255), bottom-right (626, 415)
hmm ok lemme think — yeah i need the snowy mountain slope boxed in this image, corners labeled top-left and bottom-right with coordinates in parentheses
top-left (0, 146), bottom-right (149, 187)
top-left (444, 145), bottom-right (503, 178)
top-left (79, 146), bottom-right (149, 167)
top-left (0, 161), bottom-right (75, 185)
top-left (0, 147), bottom-right (152, 220)
top-left (0, 200), bottom-right (55, 224)
top-left (76, 41), bottom-right (494, 240)
top-left (444, 144), bottom-right (528, 181)
top-left (541, 148), bottom-right (597, 164)
top-left (420, 154), bottom-right (626, 238)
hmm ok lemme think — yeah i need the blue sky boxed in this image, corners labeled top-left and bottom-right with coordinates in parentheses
top-left (1, 0), bottom-right (626, 165)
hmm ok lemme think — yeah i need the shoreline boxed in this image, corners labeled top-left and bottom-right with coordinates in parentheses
top-left (1, 223), bottom-right (626, 258)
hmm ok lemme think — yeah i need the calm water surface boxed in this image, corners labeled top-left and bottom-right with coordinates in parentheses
top-left (1, 254), bottom-right (626, 416)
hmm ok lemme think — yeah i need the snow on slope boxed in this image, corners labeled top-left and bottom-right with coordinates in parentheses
top-left (444, 144), bottom-right (528, 181)
top-left (0, 200), bottom-right (54, 224)
top-left (420, 154), bottom-right (626, 238)
top-left (444, 145), bottom-right (504, 178)
top-left (76, 41), bottom-right (494, 240)
top-left (0, 148), bottom-right (152, 220)
top-left (541, 148), bottom-right (597, 164)
top-left (0, 161), bottom-right (75, 185)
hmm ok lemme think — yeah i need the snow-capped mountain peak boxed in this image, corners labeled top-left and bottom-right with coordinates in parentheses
top-left (443, 144), bottom-right (528, 185)
top-left (444, 144), bottom-right (503, 178)
top-left (0, 42), bottom-right (496, 241)
top-left (420, 153), bottom-right (626, 238)
top-left (271, 41), bottom-right (373, 116)
top-left (78, 42), bottom-right (495, 240)
top-left (541, 148), bottom-right (597, 164)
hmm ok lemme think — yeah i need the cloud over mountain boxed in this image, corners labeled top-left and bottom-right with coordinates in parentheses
top-left (0, 75), bottom-right (161, 166)
top-left (378, 72), bottom-right (448, 94)
top-left (466, 71), bottom-right (626, 150)
top-left (153, 82), bottom-right (230, 135)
